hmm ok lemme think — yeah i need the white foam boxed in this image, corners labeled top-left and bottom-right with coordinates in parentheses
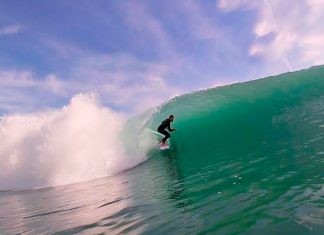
top-left (0, 93), bottom-right (151, 190)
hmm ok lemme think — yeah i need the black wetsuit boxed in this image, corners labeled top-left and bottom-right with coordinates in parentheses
top-left (157, 119), bottom-right (174, 143)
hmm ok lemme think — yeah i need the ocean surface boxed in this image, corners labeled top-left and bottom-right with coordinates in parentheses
top-left (1, 66), bottom-right (324, 234)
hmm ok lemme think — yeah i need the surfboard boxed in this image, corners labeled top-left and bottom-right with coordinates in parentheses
top-left (159, 144), bottom-right (170, 150)
top-left (144, 128), bottom-right (171, 150)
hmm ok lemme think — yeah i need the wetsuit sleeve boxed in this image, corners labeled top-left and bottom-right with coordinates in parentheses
top-left (168, 121), bottom-right (174, 132)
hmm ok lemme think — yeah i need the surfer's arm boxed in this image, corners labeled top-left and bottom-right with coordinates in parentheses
top-left (167, 123), bottom-right (172, 132)
top-left (168, 123), bottom-right (176, 132)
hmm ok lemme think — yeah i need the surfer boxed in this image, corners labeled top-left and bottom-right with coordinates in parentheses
top-left (157, 115), bottom-right (176, 146)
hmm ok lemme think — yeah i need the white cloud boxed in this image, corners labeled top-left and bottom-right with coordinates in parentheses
top-left (122, 1), bottom-right (181, 64)
top-left (183, 1), bottom-right (223, 40)
top-left (0, 24), bottom-right (23, 36)
top-left (0, 70), bottom-right (67, 113)
top-left (218, 0), bottom-right (324, 75)
top-left (0, 55), bottom-right (181, 114)
top-left (68, 55), bottom-right (181, 113)
top-left (0, 70), bottom-right (64, 93)
top-left (217, 0), bottom-right (257, 12)
top-left (43, 38), bottom-right (84, 59)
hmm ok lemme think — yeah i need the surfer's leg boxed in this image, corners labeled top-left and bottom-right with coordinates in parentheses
top-left (158, 129), bottom-right (170, 143)
top-left (161, 131), bottom-right (170, 143)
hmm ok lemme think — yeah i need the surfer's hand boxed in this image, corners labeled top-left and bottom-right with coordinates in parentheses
top-left (172, 128), bottom-right (176, 132)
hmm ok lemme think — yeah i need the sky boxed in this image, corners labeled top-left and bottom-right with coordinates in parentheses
top-left (0, 0), bottom-right (324, 114)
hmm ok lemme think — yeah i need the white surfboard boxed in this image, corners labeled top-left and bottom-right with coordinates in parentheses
top-left (159, 143), bottom-right (170, 150)
top-left (144, 128), bottom-right (171, 150)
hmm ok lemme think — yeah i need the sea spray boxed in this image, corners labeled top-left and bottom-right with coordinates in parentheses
top-left (0, 94), bottom-right (151, 190)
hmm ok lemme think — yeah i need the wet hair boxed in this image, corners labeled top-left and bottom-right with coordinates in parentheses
top-left (169, 115), bottom-right (174, 118)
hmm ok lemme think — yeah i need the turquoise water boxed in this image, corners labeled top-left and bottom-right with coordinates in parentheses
top-left (1, 66), bottom-right (324, 234)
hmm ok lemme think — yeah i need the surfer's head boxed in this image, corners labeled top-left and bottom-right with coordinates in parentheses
top-left (169, 115), bottom-right (174, 122)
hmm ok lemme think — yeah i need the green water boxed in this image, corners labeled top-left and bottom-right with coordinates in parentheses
top-left (1, 66), bottom-right (323, 234)
top-left (140, 65), bottom-right (324, 234)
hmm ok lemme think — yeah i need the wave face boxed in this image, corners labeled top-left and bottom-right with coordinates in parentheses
top-left (138, 66), bottom-right (324, 232)
top-left (0, 94), bottom-right (148, 190)
top-left (147, 66), bottom-right (324, 162)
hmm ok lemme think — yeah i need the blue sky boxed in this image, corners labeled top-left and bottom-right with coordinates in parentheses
top-left (0, 0), bottom-right (323, 114)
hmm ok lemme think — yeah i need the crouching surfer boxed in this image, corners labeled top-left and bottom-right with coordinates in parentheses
top-left (157, 115), bottom-right (176, 146)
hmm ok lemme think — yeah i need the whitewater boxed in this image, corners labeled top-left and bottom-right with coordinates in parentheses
top-left (0, 93), bottom-right (152, 190)
top-left (0, 66), bottom-right (324, 234)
